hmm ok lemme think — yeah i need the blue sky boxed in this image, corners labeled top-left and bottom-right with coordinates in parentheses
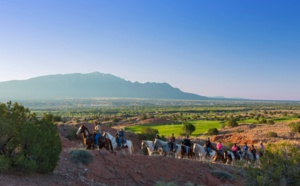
top-left (0, 1), bottom-right (299, 100)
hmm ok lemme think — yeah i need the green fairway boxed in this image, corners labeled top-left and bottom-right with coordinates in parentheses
top-left (126, 120), bottom-right (222, 137)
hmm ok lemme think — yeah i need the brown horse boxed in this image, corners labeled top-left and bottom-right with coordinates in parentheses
top-left (181, 145), bottom-right (196, 159)
top-left (76, 125), bottom-right (113, 151)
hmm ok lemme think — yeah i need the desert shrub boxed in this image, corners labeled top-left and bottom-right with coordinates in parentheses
top-left (139, 127), bottom-right (159, 140)
top-left (207, 128), bottom-right (219, 135)
top-left (70, 149), bottom-right (94, 165)
top-left (113, 118), bottom-right (119, 122)
top-left (289, 122), bottom-right (300, 133)
top-left (236, 129), bottom-right (244, 133)
top-left (267, 119), bottom-right (275, 125)
top-left (245, 142), bottom-right (300, 186)
top-left (0, 101), bottom-right (62, 174)
top-left (266, 132), bottom-right (278, 138)
top-left (227, 117), bottom-right (238, 128)
top-left (13, 155), bottom-right (37, 174)
top-left (182, 123), bottom-right (196, 136)
top-left (210, 170), bottom-right (234, 181)
top-left (259, 118), bottom-right (267, 124)
top-left (0, 155), bottom-right (10, 173)
top-left (154, 181), bottom-right (178, 186)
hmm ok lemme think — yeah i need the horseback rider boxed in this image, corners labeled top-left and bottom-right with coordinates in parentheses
top-left (117, 128), bottom-right (125, 148)
top-left (168, 133), bottom-right (176, 151)
top-left (259, 141), bottom-right (265, 155)
top-left (231, 143), bottom-right (239, 159)
top-left (181, 135), bottom-right (191, 154)
top-left (243, 143), bottom-right (249, 151)
top-left (93, 121), bottom-right (102, 149)
top-left (205, 138), bottom-right (211, 157)
top-left (250, 144), bottom-right (257, 161)
top-left (216, 141), bottom-right (223, 155)
top-left (153, 134), bottom-right (160, 151)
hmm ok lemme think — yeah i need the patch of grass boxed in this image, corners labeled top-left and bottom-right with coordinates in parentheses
top-left (210, 170), bottom-right (234, 181)
top-left (126, 120), bottom-right (222, 137)
top-left (70, 149), bottom-right (94, 165)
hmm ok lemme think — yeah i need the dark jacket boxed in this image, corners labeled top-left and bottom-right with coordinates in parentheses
top-left (206, 140), bottom-right (211, 148)
top-left (182, 139), bottom-right (191, 147)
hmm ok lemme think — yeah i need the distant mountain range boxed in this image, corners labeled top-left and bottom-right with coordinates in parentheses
top-left (0, 72), bottom-right (212, 100)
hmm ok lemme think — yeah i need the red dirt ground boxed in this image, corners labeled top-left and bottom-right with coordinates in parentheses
top-left (0, 123), bottom-right (245, 186)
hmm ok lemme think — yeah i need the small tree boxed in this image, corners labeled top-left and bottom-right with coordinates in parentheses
top-left (139, 127), bottom-right (159, 140)
top-left (0, 101), bottom-right (62, 174)
top-left (182, 123), bottom-right (196, 136)
top-left (227, 117), bottom-right (238, 128)
top-left (207, 128), bottom-right (219, 135)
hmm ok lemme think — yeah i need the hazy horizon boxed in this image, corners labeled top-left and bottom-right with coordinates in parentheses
top-left (1, 1), bottom-right (299, 100)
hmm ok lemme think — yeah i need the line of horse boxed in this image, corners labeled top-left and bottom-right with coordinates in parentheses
top-left (143, 138), bottom-right (260, 166)
top-left (76, 125), bottom-right (260, 166)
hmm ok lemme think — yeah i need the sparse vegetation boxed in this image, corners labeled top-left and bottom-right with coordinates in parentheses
top-left (266, 131), bottom-right (278, 138)
top-left (211, 170), bottom-right (234, 181)
top-left (245, 142), bottom-right (300, 186)
top-left (70, 149), bottom-right (94, 165)
top-left (207, 128), bottom-right (219, 135)
top-left (289, 122), bottom-right (300, 133)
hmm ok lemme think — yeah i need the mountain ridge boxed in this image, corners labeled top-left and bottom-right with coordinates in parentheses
top-left (0, 72), bottom-right (211, 100)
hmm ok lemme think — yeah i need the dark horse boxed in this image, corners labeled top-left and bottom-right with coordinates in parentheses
top-left (181, 145), bottom-right (196, 159)
top-left (76, 125), bottom-right (113, 151)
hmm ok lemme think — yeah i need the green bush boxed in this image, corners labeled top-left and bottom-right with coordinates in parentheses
top-left (207, 128), bottom-right (219, 135)
top-left (70, 149), bottom-right (94, 165)
top-left (0, 155), bottom-right (10, 173)
top-left (139, 127), bottom-right (159, 140)
top-left (289, 122), bottom-right (300, 133)
top-left (13, 155), bottom-right (37, 174)
top-left (266, 132), bottom-right (278, 138)
top-left (245, 142), bottom-right (300, 186)
top-left (182, 123), bottom-right (196, 136)
top-left (267, 119), bottom-right (275, 125)
top-left (210, 170), bottom-right (234, 181)
top-left (0, 101), bottom-right (62, 174)
top-left (227, 117), bottom-right (238, 128)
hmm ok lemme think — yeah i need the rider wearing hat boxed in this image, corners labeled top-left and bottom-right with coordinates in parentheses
top-left (117, 128), bottom-right (125, 148)
top-left (93, 121), bottom-right (102, 149)
top-left (168, 133), bottom-right (176, 151)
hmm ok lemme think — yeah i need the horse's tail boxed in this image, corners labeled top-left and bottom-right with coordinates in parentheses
top-left (131, 141), bottom-right (134, 154)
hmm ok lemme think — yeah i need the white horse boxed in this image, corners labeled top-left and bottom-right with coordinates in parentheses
top-left (223, 150), bottom-right (243, 165)
top-left (141, 140), bottom-right (163, 156)
top-left (153, 138), bottom-right (181, 158)
top-left (241, 150), bottom-right (260, 164)
top-left (193, 143), bottom-right (216, 162)
top-left (103, 132), bottom-right (134, 154)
